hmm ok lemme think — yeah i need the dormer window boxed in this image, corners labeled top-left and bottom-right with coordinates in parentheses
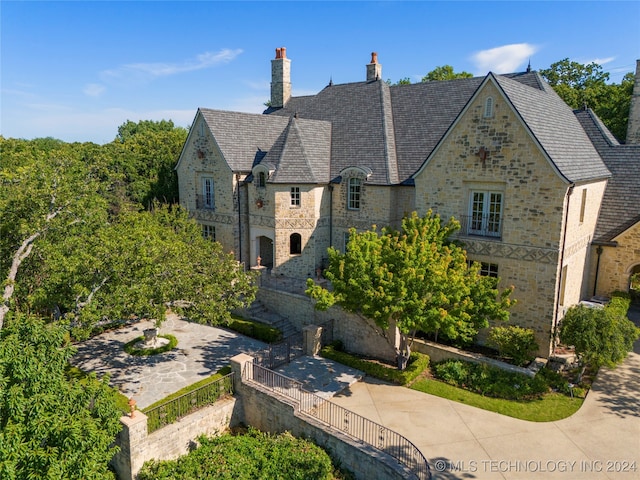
top-left (348, 177), bottom-right (361, 210)
top-left (484, 97), bottom-right (494, 118)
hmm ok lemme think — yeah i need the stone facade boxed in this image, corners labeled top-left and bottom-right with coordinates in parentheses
top-left (590, 223), bottom-right (640, 295)
top-left (413, 82), bottom-right (608, 355)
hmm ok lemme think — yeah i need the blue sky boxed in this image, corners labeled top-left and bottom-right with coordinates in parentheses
top-left (2, 1), bottom-right (639, 144)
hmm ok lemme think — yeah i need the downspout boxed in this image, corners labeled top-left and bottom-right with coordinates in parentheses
top-left (593, 245), bottom-right (603, 297)
top-left (236, 174), bottom-right (243, 268)
top-left (328, 184), bottom-right (334, 248)
top-left (553, 183), bottom-right (574, 351)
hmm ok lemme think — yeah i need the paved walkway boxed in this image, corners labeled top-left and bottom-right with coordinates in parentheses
top-left (73, 309), bottom-right (640, 479)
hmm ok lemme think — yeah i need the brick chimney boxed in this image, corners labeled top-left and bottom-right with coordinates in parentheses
top-left (271, 47), bottom-right (291, 108)
top-left (366, 52), bottom-right (382, 82)
top-left (625, 59), bottom-right (640, 144)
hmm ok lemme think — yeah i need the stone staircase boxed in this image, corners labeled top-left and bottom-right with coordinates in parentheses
top-left (246, 299), bottom-right (298, 340)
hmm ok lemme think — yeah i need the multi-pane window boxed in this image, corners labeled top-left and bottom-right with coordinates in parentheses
top-left (201, 178), bottom-right (214, 209)
top-left (469, 191), bottom-right (502, 237)
top-left (348, 178), bottom-right (361, 210)
top-left (290, 187), bottom-right (300, 207)
top-left (290, 233), bottom-right (302, 255)
top-left (484, 97), bottom-right (494, 118)
top-left (479, 262), bottom-right (499, 278)
top-left (343, 231), bottom-right (351, 253)
top-left (202, 224), bottom-right (216, 241)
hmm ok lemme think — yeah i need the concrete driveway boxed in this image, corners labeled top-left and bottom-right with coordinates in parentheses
top-left (331, 319), bottom-right (640, 479)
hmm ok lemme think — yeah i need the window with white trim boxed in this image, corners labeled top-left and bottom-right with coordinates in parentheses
top-left (484, 97), bottom-right (494, 118)
top-left (202, 224), bottom-right (216, 241)
top-left (468, 191), bottom-right (502, 238)
top-left (201, 177), bottom-right (214, 209)
top-left (347, 177), bottom-right (361, 210)
top-left (290, 187), bottom-right (300, 207)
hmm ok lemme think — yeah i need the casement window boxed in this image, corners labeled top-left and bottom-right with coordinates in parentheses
top-left (479, 262), bottom-right (499, 278)
top-left (484, 97), bottom-right (494, 118)
top-left (202, 224), bottom-right (216, 241)
top-left (290, 233), bottom-right (302, 255)
top-left (200, 177), bottom-right (214, 209)
top-left (347, 177), bottom-right (361, 210)
top-left (290, 187), bottom-right (300, 207)
top-left (468, 191), bottom-right (502, 238)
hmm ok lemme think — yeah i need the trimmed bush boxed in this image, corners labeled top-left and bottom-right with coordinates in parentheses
top-left (123, 334), bottom-right (178, 356)
top-left (320, 345), bottom-right (429, 385)
top-left (227, 317), bottom-right (282, 343)
top-left (488, 325), bottom-right (539, 366)
top-left (432, 359), bottom-right (553, 400)
top-left (137, 428), bottom-right (345, 480)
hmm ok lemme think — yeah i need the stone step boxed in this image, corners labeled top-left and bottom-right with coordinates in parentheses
top-left (246, 299), bottom-right (298, 340)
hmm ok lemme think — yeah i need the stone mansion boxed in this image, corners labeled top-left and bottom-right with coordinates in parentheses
top-left (176, 48), bottom-right (640, 356)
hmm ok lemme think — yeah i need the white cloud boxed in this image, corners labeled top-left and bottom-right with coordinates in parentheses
top-left (100, 48), bottom-right (243, 86)
top-left (83, 83), bottom-right (106, 97)
top-left (583, 56), bottom-right (615, 66)
top-left (471, 43), bottom-right (539, 74)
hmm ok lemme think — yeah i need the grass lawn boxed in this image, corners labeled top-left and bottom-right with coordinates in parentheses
top-left (410, 377), bottom-right (583, 422)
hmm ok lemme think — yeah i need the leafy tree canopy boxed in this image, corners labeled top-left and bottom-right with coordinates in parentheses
top-left (307, 211), bottom-right (514, 368)
top-left (422, 65), bottom-right (473, 82)
top-left (559, 301), bottom-right (639, 379)
top-left (0, 315), bottom-right (122, 479)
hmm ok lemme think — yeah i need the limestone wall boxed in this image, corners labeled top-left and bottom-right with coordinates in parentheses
top-left (112, 398), bottom-right (238, 480)
top-left (591, 223), bottom-right (640, 295)
top-left (256, 287), bottom-right (396, 362)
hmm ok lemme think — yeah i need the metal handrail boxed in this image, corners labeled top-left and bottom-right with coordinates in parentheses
top-left (243, 362), bottom-right (431, 480)
top-left (144, 373), bottom-right (234, 433)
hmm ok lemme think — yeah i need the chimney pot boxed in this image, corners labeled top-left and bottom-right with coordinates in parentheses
top-left (275, 48), bottom-right (281, 59)
top-left (371, 52), bottom-right (378, 64)
top-left (281, 47), bottom-right (287, 59)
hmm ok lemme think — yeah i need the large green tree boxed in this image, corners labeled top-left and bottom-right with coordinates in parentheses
top-left (540, 59), bottom-right (634, 142)
top-left (307, 211), bottom-right (514, 368)
top-left (21, 204), bottom-right (257, 338)
top-left (559, 301), bottom-right (639, 380)
top-left (0, 315), bottom-right (122, 479)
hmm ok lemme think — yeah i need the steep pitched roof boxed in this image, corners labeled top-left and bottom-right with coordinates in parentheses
top-left (263, 115), bottom-right (331, 183)
top-left (199, 109), bottom-right (330, 181)
top-left (494, 74), bottom-right (611, 183)
top-left (575, 109), bottom-right (640, 242)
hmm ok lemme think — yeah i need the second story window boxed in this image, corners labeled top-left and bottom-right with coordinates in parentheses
top-left (348, 177), bottom-right (361, 210)
top-left (257, 172), bottom-right (266, 188)
top-left (199, 177), bottom-right (214, 209)
top-left (484, 97), bottom-right (494, 118)
top-left (290, 187), bottom-right (300, 207)
top-left (468, 191), bottom-right (502, 238)
top-left (479, 262), bottom-right (499, 278)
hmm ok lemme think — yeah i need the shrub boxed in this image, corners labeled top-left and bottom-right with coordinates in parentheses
top-left (123, 334), bottom-right (178, 356)
top-left (488, 325), bottom-right (539, 366)
top-left (320, 345), bottom-right (429, 385)
top-left (432, 359), bottom-right (550, 400)
top-left (227, 317), bottom-right (282, 343)
top-left (137, 428), bottom-right (340, 480)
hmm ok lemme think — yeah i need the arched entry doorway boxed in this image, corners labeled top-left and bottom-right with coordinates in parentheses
top-left (257, 236), bottom-right (274, 270)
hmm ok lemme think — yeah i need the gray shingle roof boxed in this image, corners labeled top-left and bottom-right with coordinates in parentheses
top-left (576, 109), bottom-right (640, 242)
top-left (199, 109), bottom-right (330, 182)
top-left (494, 74), bottom-right (611, 183)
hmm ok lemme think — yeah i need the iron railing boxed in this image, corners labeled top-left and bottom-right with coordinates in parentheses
top-left (244, 363), bottom-right (431, 480)
top-left (253, 332), bottom-right (304, 370)
top-left (144, 373), bottom-right (234, 433)
top-left (195, 194), bottom-right (215, 210)
top-left (457, 214), bottom-right (502, 239)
